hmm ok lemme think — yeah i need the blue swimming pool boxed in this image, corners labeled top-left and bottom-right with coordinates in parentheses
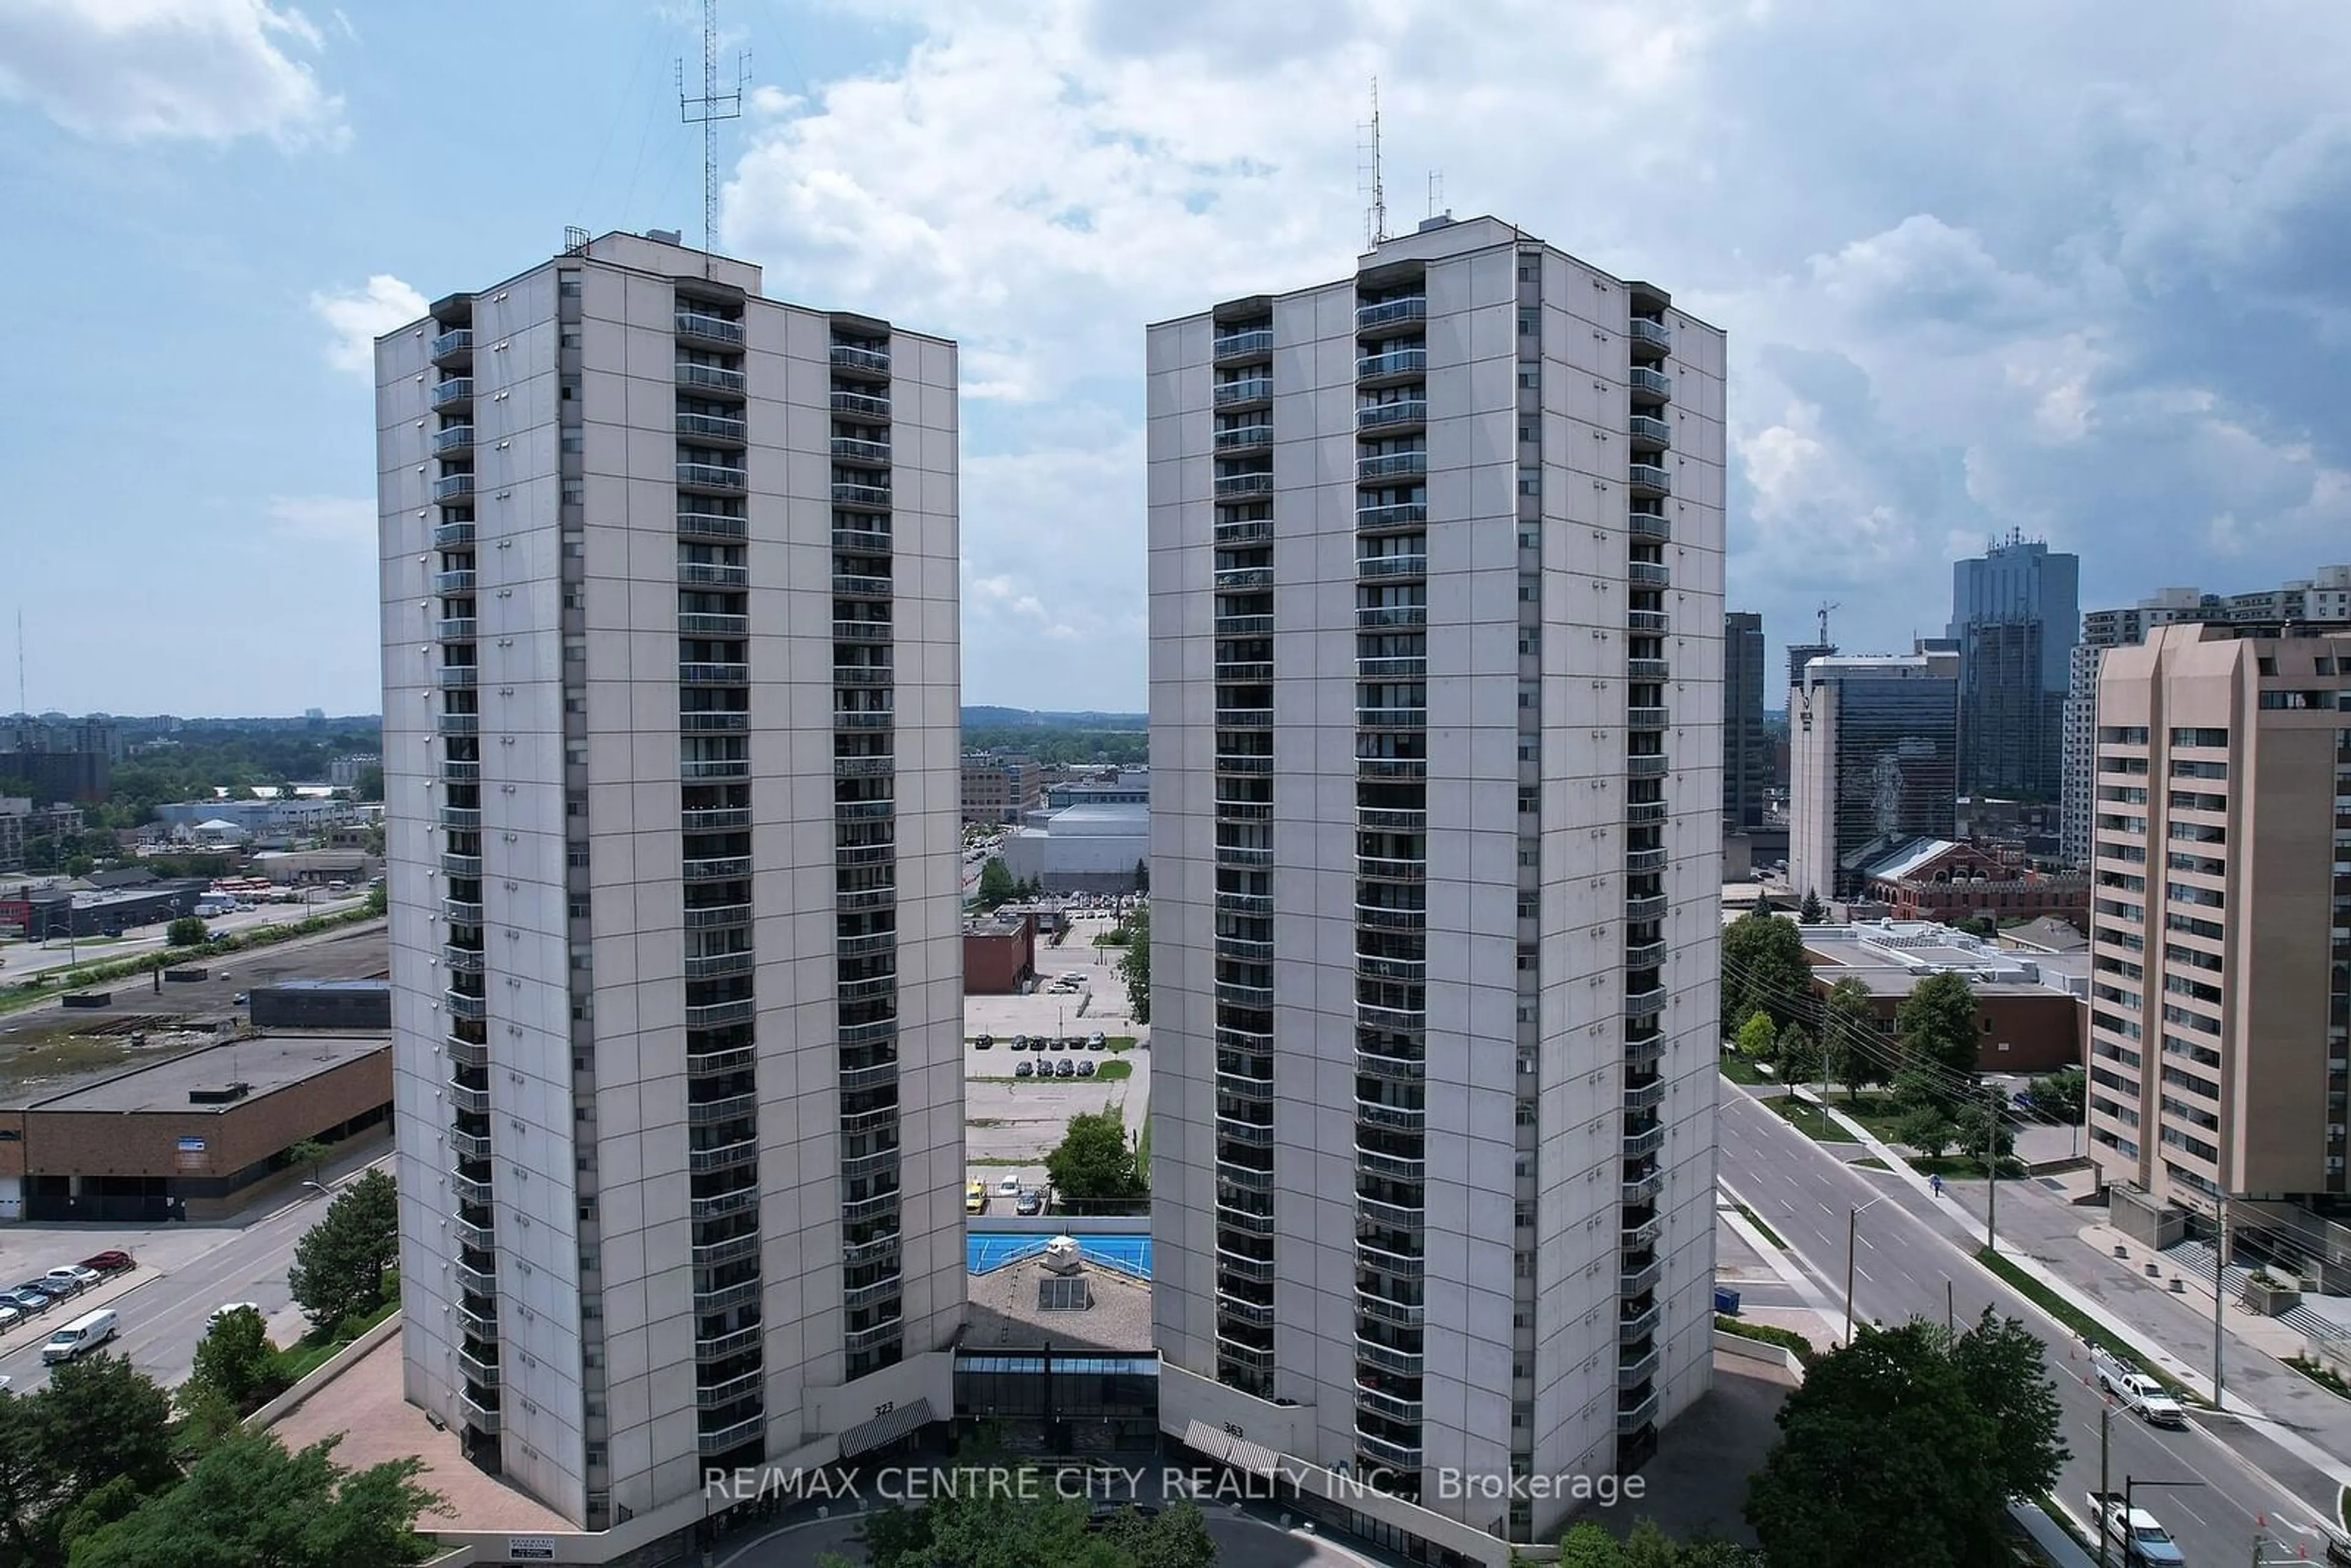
top-left (967, 1233), bottom-right (1152, 1279)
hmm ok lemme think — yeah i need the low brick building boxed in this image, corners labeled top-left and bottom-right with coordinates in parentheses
top-left (964, 912), bottom-right (1037, 995)
top-left (0, 1033), bottom-right (391, 1222)
top-left (1799, 919), bottom-right (2085, 1075)
top-left (1858, 838), bottom-right (2088, 928)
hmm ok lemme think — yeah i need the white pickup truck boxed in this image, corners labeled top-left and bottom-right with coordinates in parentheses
top-left (2088, 1492), bottom-right (2187, 1567)
top-left (2091, 1348), bottom-right (2188, 1427)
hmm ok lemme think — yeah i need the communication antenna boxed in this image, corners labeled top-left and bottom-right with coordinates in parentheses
top-left (1426, 170), bottom-right (1445, 220)
top-left (1358, 79), bottom-right (1388, 249)
top-left (1817, 600), bottom-right (1840, 645)
top-left (677, 0), bottom-right (749, 255)
top-left (14, 609), bottom-right (23, 722)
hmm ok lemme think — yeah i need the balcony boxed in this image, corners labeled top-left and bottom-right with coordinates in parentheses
top-left (452, 1259), bottom-right (496, 1297)
top-left (678, 662), bottom-right (751, 688)
top-left (432, 520), bottom-right (476, 548)
top-left (1628, 559), bottom-right (1671, 590)
top-left (1625, 798), bottom-right (1668, 827)
top-left (449, 1171), bottom-right (492, 1214)
top-left (1355, 707), bottom-right (1427, 733)
top-left (1213, 327), bottom-right (1274, 361)
top-left (430, 328), bottom-right (474, 364)
top-left (1214, 842), bottom-right (1272, 869)
top-left (1625, 1032), bottom-right (1665, 1070)
top-left (431, 424), bottom-right (475, 457)
top-left (698, 1415), bottom-right (767, 1455)
top-left (433, 568), bottom-right (477, 595)
top-left (1212, 378), bottom-right (1272, 408)
top-left (1629, 317), bottom-right (1672, 354)
top-left (1622, 1121), bottom-right (1666, 1159)
top-left (453, 1210), bottom-right (493, 1249)
top-left (834, 708), bottom-right (893, 731)
top-left (454, 1299), bottom-right (498, 1344)
top-left (696, 1367), bottom-right (764, 1409)
top-left (677, 411), bottom-right (747, 445)
top-left (689, 1139), bottom-right (760, 1175)
top-left (1357, 1146), bottom-right (1425, 1184)
top-left (1617, 1388), bottom-right (1660, 1435)
top-left (1213, 473), bottom-right (1274, 499)
top-left (831, 436), bottom-right (893, 464)
top-left (1357, 1335), bottom-right (1423, 1377)
top-left (1355, 296), bottom-right (1427, 331)
top-left (1621, 1213), bottom-right (1663, 1250)
top-left (1628, 413), bottom-right (1671, 449)
top-left (1356, 502), bottom-right (1429, 532)
top-left (1629, 510), bottom-right (1670, 542)
top-left (1625, 656), bottom-right (1670, 682)
top-left (1628, 463), bottom-right (1671, 498)
top-left (679, 362), bottom-right (747, 395)
top-left (844, 1231), bottom-right (902, 1268)
top-left (1621, 1303), bottom-right (1663, 1343)
top-left (442, 897), bottom-right (484, 925)
top-left (695, 1324), bottom-right (762, 1362)
top-left (675, 310), bottom-right (746, 346)
top-left (1357, 1383), bottom-right (1425, 1425)
top-left (432, 473), bottom-right (476, 505)
top-left (458, 1390), bottom-right (501, 1436)
top-left (830, 343), bottom-right (891, 375)
top-left (1217, 1160), bottom-right (1274, 1193)
top-left (440, 849), bottom-right (484, 877)
top-left (444, 1024), bottom-right (486, 1061)
top-left (1624, 937), bottom-right (1667, 969)
top-left (1355, 1094), bottom-right (1424, 1132)
top-left (1358, 1239), bottom-right (1425, 1280)
top-left (1357, 553), bottom-right (1428, 582)
top-left (1213, 890), bottom-right (1273, 917)
top-left (691, 1187), bottom-right (759, 1223)
top-left (1622, 1170), bottom-right (1664, 1205)
top-left (1629, 366), bottom-right (1673, 402)
top-left (832, 481), bottom-right (891, 508)
top-left (437, 665), bottom-right (479, 689)
top-left (1354, 1425), bottom-right (1424, 1472)
top-left (436, 617), bottom-right (477, 643)
top-left (430, 377), bottom-right (473, 412)
top-left (1624, 892), bottom-right (1669, 921)
top-left (678, 462), bottom-right (749, 493)
top-left (1618, 1346), bottom-right (1660, 1389)
top-left (1356, 451), bottom-right (1427, 483)
top-left (844, 1317), bottom-right (905, 1354)
top-left (1217, 1289), bottom-right (1275, 1327)
top-left (676, 511), bottom-right (748, 544)
top-left (1627, 608), bottom-right (1670, 635)
top-left (830, 390), bottom-right (890, 419)
top-left (1356, 855), bottom-right (1427, 884)
top-left (1356, 400), bottom-right (1428, 433)
top-left (1625, 757), bottom-right (1668, 782)
top-left (444, 991), bottom-right (486, 1021)
top-left (679, 561), bottom-right (749, 590)
top-left (685, 997), bottom-right (756, 1029)
top-left (1212, 565), bottom-right (1272, 591)
top-left (449, 1130), bottom-right (492, 1162)
top-left (833, 526), bottom-right (893, 555)
top-left (1357, 347), bottom-right (1428, 382)
top-left (1213, 425), bottom-right (1272, 453)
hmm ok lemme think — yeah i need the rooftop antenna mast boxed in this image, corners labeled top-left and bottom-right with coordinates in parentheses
top-left (677, 0), bottom-right (748, 255)
top-left (1817, 600), bottom-right (1839, 645)
top-left (15, 610), bottom-right (23, 722)
top-left (1426, 169), bottom-right (1445, 220)
top-left (1358, 79), bottom-right (1388, 250)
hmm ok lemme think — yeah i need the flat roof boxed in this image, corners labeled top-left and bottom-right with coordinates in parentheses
top-left (25, 1032), bottom-right (385, 1114)
top-left (964, 1254), bottom-right (1155, 1354)
top-left (1802, 923), bottom-right (2080, 1000)
top-left (259, 979), bottom-right (388, 992)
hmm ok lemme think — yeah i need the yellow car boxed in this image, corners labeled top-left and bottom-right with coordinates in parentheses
top-left (966, 1181), bottom-right (987, 1214)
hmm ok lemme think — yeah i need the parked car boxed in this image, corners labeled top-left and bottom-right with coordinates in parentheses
top-left (1015, 1060), bottom-right (1035, 1078)
top-left (0, 1289), bottom-right (53, 1315)
top-left (2089, 1492), bottom-right (2185, 1567)
top-left (965, 1182), bottom-right (987, 1215)
top-left (972, 1035), bottom-right (992, 1049)
top-left (1015, 1190), bottom-right (1044, 1217)
top-left (1077, 1060), bottom-right (1097, 1078)
top-left (0, 1305), bottom-right (21, 1333)
top-left (1088, 1032), bottom-right (1106, 1049)
top-left (1055, 1059), bottom-right (1076, 1079)
top-left (232, 992), bottom-right (249, 1005)
top-left (78, 1251), bottom-right (133, 1275)
top-left (1048, 1037), bottom-right (1067, 1052)
top-left (996, 1174), bottom-right (1022, 1198)
top-left (45, 1265), bottom-right (99, 1290)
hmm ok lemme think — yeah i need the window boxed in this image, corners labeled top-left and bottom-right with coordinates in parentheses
top-left (1517, 366), bottom-right (1539, 389)
top-left (561, 483), bottom-right (583, 506)
top-left (2099, 726), bottom-right (2150, 745)
top-left (561, 430), bottom-right (584, 454)
top-left (2168, 727), bottom-right (2229, 748)
top-left (1518, 467), bottom-right (1542, 496)
top-left (1518, 424), bottom-right (1537, 445)
top-left (1518, 787), bottom-right (1539, 815)
top-left (1518, 312), bottom-right (1539, 337)
top-left (1516, 893), bottom-right (1538, 919)
top-left (1518, 628), bottom-right (1542, 655)
top-left (557, 273), bottom-right (582, 298)
top-left (561, 329), bottom-right (582, 351)
top-left (568, 896), bottom-right (591, 920)
top-left (1518, 573), bottom-right (1542, 603)
top-left (564, 639), bottom-right (587, 662)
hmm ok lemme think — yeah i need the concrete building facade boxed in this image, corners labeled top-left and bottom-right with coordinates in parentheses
top-left (1145, 216), bottom-right (1725, 1562)
top-left (999, 801), bottom-right (1150, 894)
top-left (378, 231), bottom-right (964, 1532)
top-left (1949, 531), bottom-right (2078, 801)
top-left (2084, 623), bottom-right (2351, 1220)
top-left (1722, 612), bottom-right (1768, 831)
top-left (1788, 648), bottom-right (1960, 904)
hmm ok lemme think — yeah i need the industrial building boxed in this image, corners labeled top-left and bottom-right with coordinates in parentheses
top-left (998, 801), bottom-right (1149, 894)
top-left (378, 230), bottom-right (964, 1537)
top-left (1146, 214), bottom-right (1725, 1562)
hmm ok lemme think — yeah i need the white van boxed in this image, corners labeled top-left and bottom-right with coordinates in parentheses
top-left (40, 1308), bottom-right (118, 1364)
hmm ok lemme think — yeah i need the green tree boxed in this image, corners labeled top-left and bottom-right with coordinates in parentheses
top-left (1944, 1308), bottom-right (2069, 1501)
top-left (1953, 1100), bottom-right (2015, 1169)
top-left (1889, 1065), bottom-right (1946, 1116)
top-left (287, 1139), bottom-right (332, 1188)
top-left (1044, 1108), bottom-right (1146, 1212)
top-left (0, 1355), bottom-right (183, 1565)
top-left (1558, 1521), bottom-right (1622, 1567)
top-left (1895, 970), bottom-right (1979, 1094)
top-left (67, 1431), bottom-right (443, 1568)
top-left (1798, 888), bottom-right (1826, 923)
top-left (1131, 858), bottom-right (1150, 895)
top-left (1622, 1520), bottom-right (1684, 1568)
top-left (353, 766), bottom-right (384, 803)
top-left (977, 858), bottom-right (1015, 908)
top-left (1720, 911), bottom-right (1812, 1039)
top-left (287, 1170), bottom-right (399, 1334)
top-left (1093, 1499), bottom-right (1216, 1568)
top-left (1821, 977), bottom-right (1881, 1101)
top-left (1775, 1024), bottom-right (1821, 1087)
top-left (1896, 1105), bottom-right (1955, 1160)
top-left (187, 1307), bottom-right (280, 1412)
top-left (1116, 902), bottom-right (1151, 1024)
top-left (1745, 1320), bottom-right (2008, 1568)
top-left (1734, 1011), bottom-right (1777, 1063)
top-left (363, 883), bottom-right (386, 917)
top-left (2028, 1066), bottom-right (2085, 1123)
top-left (165, 918), bottom-right (209, 948)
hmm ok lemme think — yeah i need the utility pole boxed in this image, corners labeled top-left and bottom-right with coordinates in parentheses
top-left (2096, 1400), bottom-right (2110, 1568)
top-left (1985, 1080), bottom-right (2002, 1252)
top-left (2214, 1191), bottom-right (2229, 1411)
top-left (1946, 1277), bottom-right (1955, 1333)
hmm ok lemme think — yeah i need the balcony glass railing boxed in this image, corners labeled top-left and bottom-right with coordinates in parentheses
top-left (831, 437), bottom-right (893, 463)
top-left (1629, 463), bottom-right (1671, 494)
top-left (1212, 378), bottom-right (1272, 406)
top-left (1355, 296), bottom-right (1427, 330)
top-left (1356, 502), bottom-right (1428, 530)
top-left (430, 328), bottom-right (474, 361)
top-left (678, 362), bottom-right (747, 393)
top-left (675, 310), bottom-right (746, 343)
top-left (432, 424), bottom-right (474, 455)
top-left (1356, 400), bottom-right (1428, 431)
top-left (430, 378), bottom-right (473, 408)
top-left (678, 413), bottom-right (747, 443)
top-left (1357, 348), bottom-right (1428, 380)
top-left (678, 462), bottom-right (748, 490)
top-left (1356, 451), bottom-right (1427, 481)
top-left (1213, 328), bottom-right (1273, 359)
top-left (830, 390), bottom-right (890, 418)
top-left (1629, 366), bottom-right (1673, 400)
top-left (1213, 424), bottom-right (1272, 451)
top-left (1629, 317), bottom-right (1671, 351)
top-left (830, 343), bottom-right (891, 373)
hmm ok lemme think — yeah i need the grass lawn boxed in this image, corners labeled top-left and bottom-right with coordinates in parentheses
top-left (1717, 1054), bottom-right (1772, 1087)
top-left (273, 1288), bottom-right (400, 1384)
top-left (1770, 1097), bottom-right (1845, 1142)
top-left (1851, 1157), bottom-right (1891, 1171)
top-left (1105, 1035), bottom-right (1138, 1052)
top-left (1732, 1202), bottom-right (1786, 1250)
top-left (1097, 1060), bottom-right (1134, 1081)
top-left (2289, 1354), bottom-right (2351, 1399)
top-left (1975, 1247), bottom-right (2200, 1404)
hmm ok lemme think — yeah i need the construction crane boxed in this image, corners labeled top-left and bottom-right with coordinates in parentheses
top-left (1816, 601), bottom-right (1839, 646)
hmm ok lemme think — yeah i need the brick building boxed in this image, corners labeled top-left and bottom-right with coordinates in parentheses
top-left (1799, 920), bottom-right (2086, 1075)
top-left (1858, 838), bottom-right (2089, 927)
top-left (963, 912), bottom-right (1038, 994)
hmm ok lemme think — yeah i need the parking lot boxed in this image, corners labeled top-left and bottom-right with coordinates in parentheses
top-left (961, 907), bottom-right (1151, 1202)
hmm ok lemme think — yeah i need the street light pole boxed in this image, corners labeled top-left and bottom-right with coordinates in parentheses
top-left (1843, 1193), bottom-right (1890, 1346)
top-left (2096, 1400), bottom-right (2110, 1568)
top-left (1985, 1079), bottom-right (2002, 1253)
top-left (2214, 1191), bottom-right (2229, 1411)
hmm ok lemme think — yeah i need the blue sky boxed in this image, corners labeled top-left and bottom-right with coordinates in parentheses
top-left (3, 0), bottom-right (2347, 718)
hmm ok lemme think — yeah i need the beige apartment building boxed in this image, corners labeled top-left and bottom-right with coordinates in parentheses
top-left (2086, 622), bottom-right (2351, 1232)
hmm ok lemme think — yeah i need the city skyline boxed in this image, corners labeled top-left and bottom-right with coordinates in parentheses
top-left (4, 2), bottom-right (2347, 716)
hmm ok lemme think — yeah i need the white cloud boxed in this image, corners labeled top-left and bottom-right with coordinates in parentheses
top-left (0, 0), bottom-right (343, 146)
top-left (264, 495), bottom-right (373, 546)
top-left (308, 274), bottom-right (426, 376)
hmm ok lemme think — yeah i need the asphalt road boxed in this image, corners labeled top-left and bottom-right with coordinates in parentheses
top-left (0, 1154), bottom-right (389, 1395)
top-left (1720, 1090), bottom-right (2336, 1564)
